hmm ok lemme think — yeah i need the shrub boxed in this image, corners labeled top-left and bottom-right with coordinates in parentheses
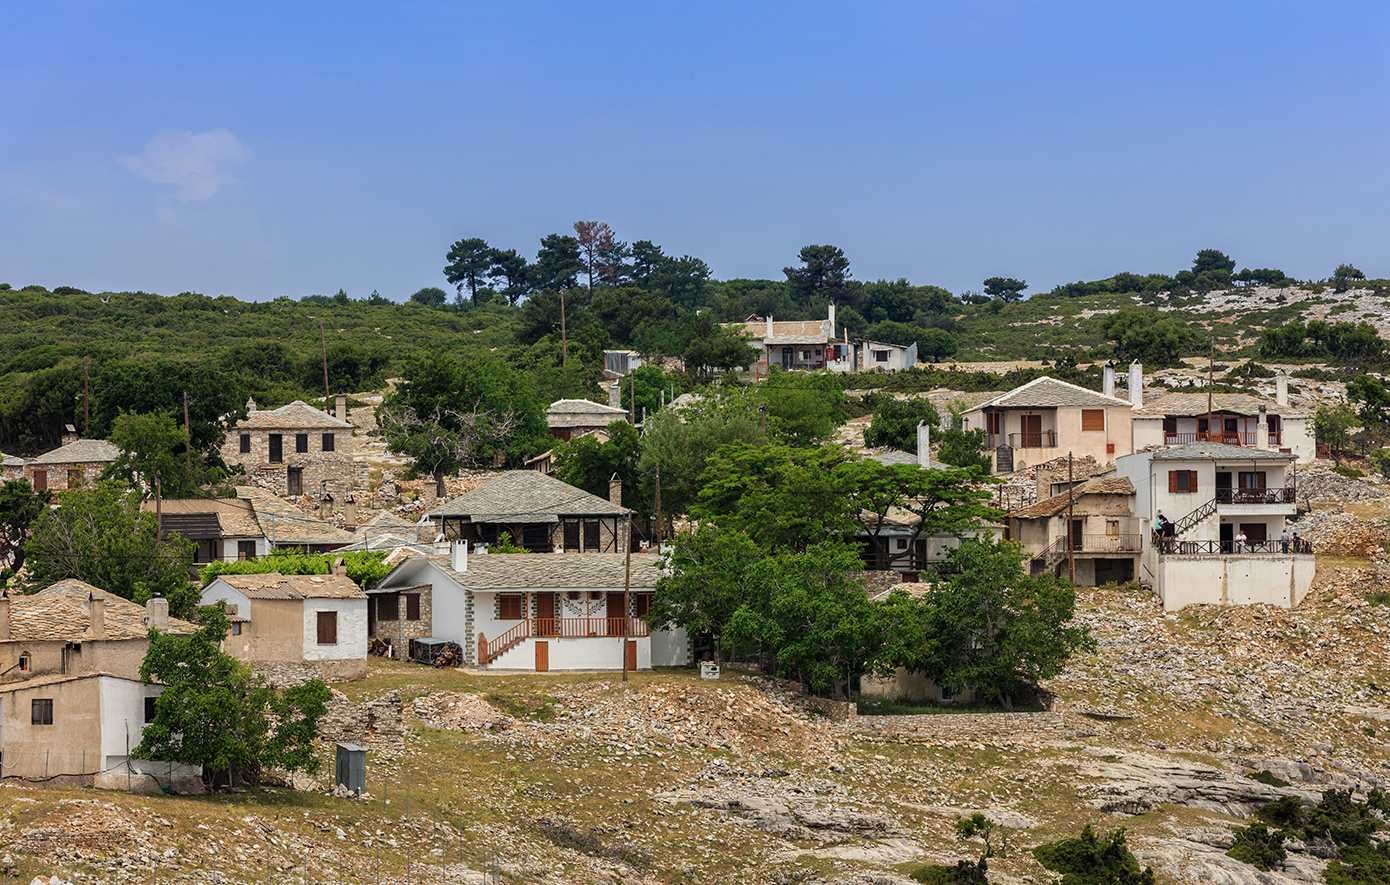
top-left (1247, 769), bottom-right (1290, 787)
top-left (1334, 465), bottom-right (1364, 479)
top-left (1031, 826), bottom-right (1155, 885)
top-left (1226, 821), bottom-right (1286, 871)
top-left (911, 860), bottom-right (988, 884)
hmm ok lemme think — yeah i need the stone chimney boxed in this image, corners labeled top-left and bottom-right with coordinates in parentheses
top-left (433, 533), bottom-right (449, 555)
top-left (917, 421), bottom-right (930, 467)
top-left (87, 590), bottom-right (106, 640)
top-left (335, 557), bottom-right (347, 577)
top-left (343, 495), bottom-right (357, 529)
top-left (828, 303), bottom-right (837, 336)
top-left (335, 394), bottom-right (347, 423)
top-left (1275, 371), bottom-right (1289, 407)
top-left (1257, 404), bottom-right (1269, 450)
top-left (451, 540), bottom-right (468, 572)
top-left (319, 489), bottom-right (335, 521)
top-left (246, 396), bottom-right (258, 414)
top-left (0, 592), bottom-right (10, 641)
top-left (609, 475), bottom-right (623, 507)
top-left (609, 380), bottom-right (622, 409)
top-left (766, 315), bottom-right (774, 339)
top-left (61, 424), bottom-right (79, 446)
top-left (1102, 361), bottom-right (1116, 399)
top-left (1128, 362), bottom-right (1144, 409)
top-left (145, 597), bottom-right (169, 633)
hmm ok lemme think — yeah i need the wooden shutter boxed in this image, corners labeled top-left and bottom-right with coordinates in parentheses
top-left (1081, 409), bottom-right (1105, 431)
top-left (378, 594), bottom-right (399, 621)
top-left (1168, 470), bottom-right (1179, 493)
top-left (322, 433), bottom-right (335, 452)
top-left (317, 610), bottom-right (338, 645)
top-left (32, 698), bottom-right (53, 725)
top-left (296, 433), bottom-right (309, 453)
top-left (499, 594), bottom-right (523, 620)
top-left (1187, 470), bottom-right (1198, 493)
top-left (32, 470), bottom-right (47, 491)
top-left (406, 594), bottom-right (420, 621)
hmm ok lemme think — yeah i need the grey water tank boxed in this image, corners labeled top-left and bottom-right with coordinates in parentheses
top-left (335, 742), bottom-right (366, 795)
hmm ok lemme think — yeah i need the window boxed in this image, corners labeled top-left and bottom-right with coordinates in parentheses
top-left (67, 468), bottom-right (84, 488)
top-left (240, 433), bottom-right (251, 454)
top-left (1168, 470), bottom-right (1198, 493)
top-left (633, 594), bottom-right (651, 618)
top-left (873, 349), bottom-right (890, 362)
top-left (1238, 471), bottom-right (1267, 490)
top-left (1081, 409), bottom-right (1105, 431)
top-left (231, 622), bottom-right (242, 636)
top-left (32, 698), bottom-right (53, 726)
top-left (268, 434), bottom-right (283, 463)
top-left (985, 413), bottom-right (1002, 435)
top-left (18, 653), bottom-right (30, 672)
top-left (583, 520), bottom-right (600, 551)
top-left (237, 540), bottom-right (256, 561)
top-left (498, 594), bottom-right (524, 620)
top-left (1106, 520), bottom-right (1120, 537)
top-left (563, 521), bottom-right (580, 550)
top-left (144, 696), bottom-right (157, 723)
top-left (377, 594), bottom-right (399, 622)
top-left (322, 433), bottom-right (335, 452)
top-left (287, 467), bottom-right (303, 496)
top-left (316, 610), bottom-right (338, 645)
top-left (295, 433), bottom-right (309, 453)
top-left (405, 594), bottom-right (420, 621)
top-left (32, 470), bottom-right (47, 491)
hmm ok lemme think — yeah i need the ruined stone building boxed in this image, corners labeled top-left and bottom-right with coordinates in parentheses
top-left (24, 438), bottom-right (119, 491)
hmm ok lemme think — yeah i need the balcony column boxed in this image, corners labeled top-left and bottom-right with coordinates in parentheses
top-left (1257, 405), bottom-right (1269, 451)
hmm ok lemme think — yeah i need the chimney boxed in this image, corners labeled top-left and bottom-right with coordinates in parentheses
top-left (320, 489), bottom-right (335, 520)
top-left (0, 592), bottom-right (10, 641)
top-left (451, 540), bottom-right (468, 572)
top-left (766, 315), bottom-right (774, 339)
top-left (1257, 405), bottom-right (1269, 450)
top-left (432, 533), bottom-right (449, 555)
top-left (343, 495), bottom-right (357, 529)
top-left (1102, 361), bottom-right (1116, 399)
top-left (246, 397), bottom-right (257, 414)
top-left (828, 303), bottom-right (836, 336)
top-left (609, 475), bottom-right (623, 507)
top-left (146, 597), bottom-right (169, 633)
top-left (62, 424), bottom-right (79, 446)
top-left (609, 380), bottom-right (622, 409)
top-left (87, 590), bottom-right (106, 639)
top-left (917, 421), bottom-right (930, 467)
top-left (1128, 362), bottom-right (1144, 409)
top-left (335, 557), bottom-right (347, 577)
top-left (1275, 371), bottom-right (1289, 407)
top-left (336, 394), bottom-right (347, 423)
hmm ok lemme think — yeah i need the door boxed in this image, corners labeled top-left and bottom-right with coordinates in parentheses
top-left (1069, 519), bottom-right (1084, 551)
top-left (1216, 472), bottom-right (1232, 502)
top-left (1020, 415), bottom-right (1042, 448)
top-left (625, 640), bottom-right (637, 672)
top-left (268, 434), bottom-right (282, 463)
top-left (781, 347), bottom-right (792, 369)
top-left (1241, 523), bottom-right (1267, 544)
top-left (1162, 416), bottom-right (1177, 443)
top-left (535, 593), bottom-right (556, 636)
top-left (1220, 522), bottom-right (1234, 554)
top-left (1223, 418), bottom-right (1239, 444)
top-left (535, 641), bottom-right (549, 672)
top-left (287, 467), bottom-right (303, 496)
top-left (606, 592), bottom-right (626, 636)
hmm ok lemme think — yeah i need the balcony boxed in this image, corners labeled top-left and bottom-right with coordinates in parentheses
top-left (1007, 431), bottom-right (1057, 449)
top-left (1164, 430), bottom-right (1283, 447)
top-left (1157, 538), bottom-right (1312, 556)
top-left (1215, 487), bottom-right (1296, 505)
top-left (1031, 533), bottom-right (1142, 573)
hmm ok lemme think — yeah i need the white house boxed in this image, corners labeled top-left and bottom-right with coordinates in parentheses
top-left (733, 305), bottom-right (856, 374)
top-left (370, 545), bottom-right (691, 672)
top-left (1131, 373), bottom-right (1315, 463)
top-left (856, 339), bottom-right (917, 372)
top-left (200, 573), bottom-right (368, 681)
top-left (1116, 442), bottom-right (1314, 611)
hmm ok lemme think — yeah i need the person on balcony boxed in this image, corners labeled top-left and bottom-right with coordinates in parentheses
top-left (1235, 529), bottom-right (1247, 553)
top-left (1280, 526), bottom-right (1290, 554)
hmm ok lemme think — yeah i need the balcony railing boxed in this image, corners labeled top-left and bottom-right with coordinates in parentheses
top-left (1008, 431), bottom-right (1057, 449)
top-left (1031, 534), bottom-right (1142, 572)
top-left (1156, 538), bottom-right (1312, 556)
top-left (1164, 431), bottom-right (1283, 447)
top-left (1215, 487), bottom-right (1296, 505)
top-left (478, 617), bottom-right (651, 664)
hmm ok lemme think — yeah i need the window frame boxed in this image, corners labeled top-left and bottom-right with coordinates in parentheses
top-left (377, 594), bottom-right (399, 622)
top-left (1080, 409), bottom-right (1105, 432)
top-left (240, 433), bottom-right (252, 454)
top-left (295, 433), bottom-right (309, 454)
top-left (498, 594), bottom-right (524, 620)
top-left (32, 698), bottom-right (54, 726)
top-left (405, 593), bottom-right (420, 621)
top-left (268, 434), bottom-right (283, 463)
top-left (322, 433), bottom-right (335, 453)
top-left (316, 610), bottom-right (338, 645)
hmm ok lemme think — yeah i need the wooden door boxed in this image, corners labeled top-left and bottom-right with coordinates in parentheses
top-left (625, 640), bottom-right (637, 672)
top-left (1069, 519), bottom-right (1084, 551)
top-left (606, 592), bottom-right (626, 636)
top-left (535, 641), bottom-right (549, 672)
top-left (1020, 415), bottom-right (1042, 448)
top-left (1241, 523), bottom-right (1267, 543)
top-left (535, 593), bottom-right (556, 636)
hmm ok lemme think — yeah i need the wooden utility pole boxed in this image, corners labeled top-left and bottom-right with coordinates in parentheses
top-left (1067, 453), bottom-right (1075, 583)
top-left (154, 473), bottom-right (163, 552)
top-left (319, 320), bottom-right (331, 410)
top-left (82, 357), bottom-right (91, 435)
top-left (183, 391), bottom-right (193, 476)
top-left (621, 512), bottom-right (632, 682)
top-left (629, 372), bottom-right (636, 427)
top-left (559, 290), bottom-right (568, 368)
top-left (1205, 336), bottom-right (1214, 442)
top-left (653, 462), bottom-right (662, 548)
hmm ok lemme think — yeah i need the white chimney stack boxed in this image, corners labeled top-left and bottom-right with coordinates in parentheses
top-left (828, 303), bottom-right (836, 336)
top-left (336, 394), bottom-right (347, 423)
top-left (146, 597), bottom-right (169, 633)
top-left (1128, 362), bottom-right (1143, 409)
top-left (1275, 371), bottom-right (1289, 407)
top-left (1257, 405), bottom-right (1269, 451)
top-left (766, 315), bottom-right (774, 339)
top-left (1102, 361), bottom-right (1116, 399)
top-left (451, 539), bottom-right (468, 572)
top-left (88, 590), bottom-right (106, 639)
top-left (917, 420), bottom-right (930, 467)
top-left (433, 533), bottom-right (449, 555)
top-left (0, 592), bottom-right (11, 641)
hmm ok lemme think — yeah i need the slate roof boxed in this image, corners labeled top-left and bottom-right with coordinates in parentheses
top-left (426, 471), bottom-right (629, 520)
top-left (28, 439), bottom-right (120, 465)
top-left (143, 497), bottom-right (263, 539)
top-left (241, 489), bottom-right (359, 546)
top-left (206, 573), bottom-right (365, 600)
top-left (8, 579), bottom-right (198, 641)
top-left (337, 533), bottom-right (432, 555)
top-left (546, 399), bottom-right (631, 429)
top-left (864, 449), bottom-right (953, 470)
top-left (1150, 442), bottom-right (1295, 462)
top-left (428, 552), bottom-right (661, 591)
top-left (236, 401), bottom-right (353, 431)
top-left (1010, 476), bottom-right (1136, 519)
top-left (1, 452), bottom-right (23, 468)
top-left (973, 377), bottom-right (1133, 411)
top-left (1133, 392), bottom-right (1308, 418)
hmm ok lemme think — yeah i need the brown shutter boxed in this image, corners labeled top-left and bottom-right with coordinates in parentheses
top-left (406, 594), bottom-right (420, 621)
top-left (1081, 409), bottom-right (1105, 431)
top-left (317, 610), bottom-right (338, 645)
top-left (1188, 470), bottom-right (1199, 493)
top-left (1168, 470), bottom-right (1178, 493)
top-left (378, 594), bottom-right (399, 621)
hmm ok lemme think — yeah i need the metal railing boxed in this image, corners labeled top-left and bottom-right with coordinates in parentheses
top-left (1164, 430), bottom-right (1283, 447)
top-left (478, 617), bottom-right (651, 664)
top-left (1215, 487), bottom-right (1296, 505)
top-left (1156, 538), bottom-right (1313, 556)
top-left (1031, 534), bottom-right (1142, 573)
top-left (1008, 431), bottom-right (1057, 448)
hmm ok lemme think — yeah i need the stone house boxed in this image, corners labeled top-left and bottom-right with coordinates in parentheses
top-left (141, 496), bottom-right (269, 565)
top-left (0, 581), bottom-right (202, 791)
top-left (1116, 442), bottom-right (1314, 610)
top-left (200, 573), bottom-right (368, 681)
top-left (370, 544), bottom-right (691, 671)
top-left (223, 398), bottom-right (366, 502)
top-left (363, 580), bottom-right (433, 661)
top-left (24, 439), bottom-right (120, 492)
top-left (961, 375), bottom-right (1135, 475)
top-left (1131, 375), bottom-right (1315, 463)
top-left (1, 452), bottom-right (23, 481)
top-left (242, 488), bottom-right (358, 554)
top-left (1006, 475), bottom-right (1141, 585)
top-left (425, 471), bottom-right (631, 553)
top-left (545, 399), bottom-right (630, 441)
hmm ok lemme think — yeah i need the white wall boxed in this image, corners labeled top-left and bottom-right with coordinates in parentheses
top-left (302, 598), bottom-right (368, 661)
top-left (489, 636), bottom-right (652, 671)
top-left (1157, 554), bottom-right (1315, 611)
top-left (650, 627), bottom-right (691, 667)
top-left (98, 677), bottom-right (199, 783)
top-left (200, 579), bottom-right (254, 617)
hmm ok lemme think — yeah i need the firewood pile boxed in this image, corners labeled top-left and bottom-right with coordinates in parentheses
top-left (368, 637), bottom-right (393, 657)
top-left (429, 642), bottom-right (463, 668)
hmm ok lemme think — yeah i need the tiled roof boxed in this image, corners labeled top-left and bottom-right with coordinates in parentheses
top-left (426, 471), bottom-right (628, 519)
top-left (1010, 476), bottom-right (1135, 519)
top-left (28, 439), bottom-right (119, 465)
top-left (1, 452), bottom-right (23, 468)
top-left (974, 377), bottom-right (1133, 411)
top-left (1133, 392), bottom-right (1307, 418)
top-left (9, 579), bottom-right (198, 641)
top-left (864, 449), bottom-right (953, 470)
top-left (206, 572), bottom-right (365, 600)
top-left (235, 401), bottom-right (353, 431)
top-left (337, 533), bottom-right (431, 555)
top-left (358, 510), bottom-right (419, 532)
top-left (428, 552), bottom-right (662, 591)
top-left (144, 497), bottom-right (263, 539)
top-left (242, 490), bottom-right (359, 546)
top-left (547, 399), bottom-right (628, 416)
top-left (1151, 442), bottom-right (1295, 462)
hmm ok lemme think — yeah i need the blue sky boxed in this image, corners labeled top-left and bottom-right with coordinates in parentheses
top-left (3, 2), bottom-right (1387, 301)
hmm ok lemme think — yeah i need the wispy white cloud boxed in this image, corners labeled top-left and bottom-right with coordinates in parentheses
top-left (120, 128), bottom-right (253, 201)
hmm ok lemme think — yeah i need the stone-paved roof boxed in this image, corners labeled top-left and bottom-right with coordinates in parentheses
top-left (1, 452), bottom-right (23, 468)
top-left (1133, 392), bottom-right (1308, 418)
top-left (242, 490), bottom-right (359, 546)
top-left (974, 377), bottom-right (1134, 411)
top-left (27, 439), bottom-right (120, 465)
top-left (235, 401), bottom-right (353, 430)
top-left (9, 579), bottom-right (198, 641)
top-left (426, 471), bottom-right (629, 520)
top-left (337, 533), bottom-right (431, 555)
top-left (143, 497), bottom-right (263, 539)
top-left (546, 399), bottom-right (631, 429)
top-left (1010, 476), bottom-right (1136, 520)
top-left (206, 572), bottom-right (365, 600)
top-left (359, 511), bottom-right (419, 532)
top-left (1150, 441), bottom-right (1295, 462)
top-left (429, 552), bottom-right (661, 591)
top-left (864, 449), bottom-right (953, 470)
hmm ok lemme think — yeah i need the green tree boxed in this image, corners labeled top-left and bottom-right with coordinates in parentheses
top-left (1101, 310), bottom-right (1195, 367)
top-left (488, 248), bottom-right (530, 306)
top-left (649, 525), bottom-right (764, 664)
top-left (917, 328), bottom-right (958, 363)
top-left (573, 221), bottom-right (617, 294)
top-left (375, 352), bottom-right (548, 495)
top-left (0, 479), bottom-right (51, 587)
top-left (552, 421), bottom-right (642, 511)
top-left (636, 404), bottom-right (766, 522)
top-left (444, 237), bottom-right (494, 306)
top-left (683, 325), bottom-right (759, 376)
top-left (409, 286), bottom-right (448, 307)
top-left (1348, 374), bottom-right (1390, 432)
top-left (908, 539), bottom-right (1092, 709)
top-left (863, 398), bottom-right (939, 452)
top-left (1032, 826), bottom-right (1155, 885)
top-left (530, 234), bottom-right (583, 292)
top-left (936, 427), bottom-right (992, 474)
top-left (93, 360), bottom-right (243, 459)
top-left (753, 371), bottom-right (848, 447)
top-left (104, 411), bottom-right (235, 498)
top-left (1332, 263), bottom-right (1366, 293)
top-left (23, 483), bottom-right (199, 617)
top-left (693, 443), bottom-right (855, 552)
top-left (199, 549), bottom-right (387, 588)
top-left (983, 277), bottom-right (1028, 302)
top-left (589, 288), bottom-right (675, 345)
top-left (135, 605), bottom-right (332, 788)
top-left (1313, 403), bottom-right (1358, 466)
top-left (784, 245), bottom-right (854, 306)
top-left (1176, 249), bottom-right (1236, 291)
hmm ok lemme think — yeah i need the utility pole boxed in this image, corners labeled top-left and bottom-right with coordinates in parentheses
top-left (319, 319), bottom-right (331, 411)
top-left (1067, 453), bottom-right (1075, 583)
top-left (154, 473), bottom-right (163, 553)
top-left (82, 357), bottom-right (90, 436)
top-left (653, 462), bottom-right (662, 549)
top-left (629, 372), bottom-right (636, 427)
top-left (183, 391), bottom-right (193, 477)
top-left (559, 290), bottom-right (568, 368)
top-left (621, 512), bottom-right (632, 682)
top-left (1205, 336), bottom-right (1214, 442)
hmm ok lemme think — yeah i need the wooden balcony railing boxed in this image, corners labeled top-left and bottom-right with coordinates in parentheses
top-left (478, 617), bottom-right (651, 664)
top-left (1164, 431), bottom-right (1283, 447)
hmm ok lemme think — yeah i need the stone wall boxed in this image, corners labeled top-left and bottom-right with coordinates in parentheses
top-left (317, 689), bottom-right (406, 754)
top-left (371, 585), bottom-right (434, 660)
top-left (25, 461), bottom-right (106, 491)
top-left (252, 659), bottom-right (369, 686)
top-left (223, 427), bottom-right (368, 501)
top-left (847, 711), bottom-right (1074, 745)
